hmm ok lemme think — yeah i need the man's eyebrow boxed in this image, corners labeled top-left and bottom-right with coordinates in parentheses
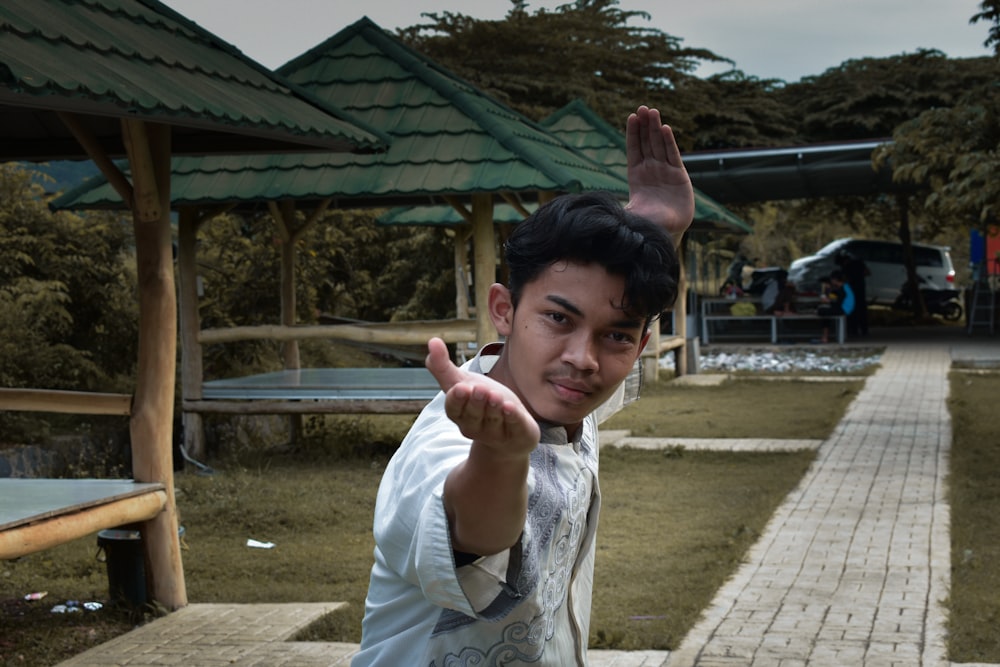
top-left (546, 294), bottom-right (583, 317)
top-left (545, 295), bottom-right (644, 330)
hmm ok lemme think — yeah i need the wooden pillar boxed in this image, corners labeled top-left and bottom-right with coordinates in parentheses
top-left (122, 119), bottom-right (187, 610)
top-left (271, 200), bottom-right (301, 371)
top-left (471, 194), bottom-right (497, 348)
top-left (674, 247), bottom-right (689, 377)
top-left (177, 208), bottom-right (205, 461)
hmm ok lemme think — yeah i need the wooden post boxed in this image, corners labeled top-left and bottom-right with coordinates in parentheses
top-left (271, 200), bottom-right (301, 371)
top-left (471, 194), bottom-right (497, 348)
top-left (177, 208), bottom-right (206, 461)
top-left (674, 238), bottom-right (689, 377)
top-left (122, 119), bottom-right (187, 610)
top-left (454, 228), bottom-right (471, 320)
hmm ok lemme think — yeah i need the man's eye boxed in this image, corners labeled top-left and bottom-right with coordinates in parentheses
top-left (547, 312), bottom-right (567, 324)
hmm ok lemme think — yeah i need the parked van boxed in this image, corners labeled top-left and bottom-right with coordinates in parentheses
top-left (788, 238), bottom-right (955, 305)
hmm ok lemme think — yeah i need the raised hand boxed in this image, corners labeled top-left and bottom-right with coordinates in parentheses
top-left (425, 337), bottom-right (540, 457)
top-left (624, 105), bottom-right (695, 246)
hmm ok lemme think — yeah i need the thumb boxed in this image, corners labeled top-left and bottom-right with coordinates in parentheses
top-left (425, 337), bottom-right (464, 392)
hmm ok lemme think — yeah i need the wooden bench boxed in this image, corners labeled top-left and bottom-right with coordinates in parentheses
top-left (700, 299), bottom-right (845, 345)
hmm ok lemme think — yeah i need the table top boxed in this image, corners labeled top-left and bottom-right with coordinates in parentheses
top-left (202, 367), bottom-right (440, 400)
top-left (0, 478), bottom-right (164, 531)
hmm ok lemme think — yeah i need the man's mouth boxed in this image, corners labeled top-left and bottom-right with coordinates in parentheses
top-left (550, 379), bottom-right (594, 403)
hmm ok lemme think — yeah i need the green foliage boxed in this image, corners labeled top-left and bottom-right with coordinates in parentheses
top-left (948, 371), bottom-right (1000, 662)
top-left (398, 0), bottom-right (726, 124)
top-left (0, 164), bottom-right (138, 394)
top-left (195, 208), bottom-right (453, 379)
top-left (678, 71), bottom-right (796, 150)
top-left (782, 51), bottom-right (998, 142)
top-left (971, 0), bottom-right (1000, 55)
top-left (878, 89), bottom-right (1000, 229)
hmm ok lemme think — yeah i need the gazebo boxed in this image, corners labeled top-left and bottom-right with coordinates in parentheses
top-left (52, 18), bottom-right (659, 456)
top-left (0, 0), bottom-right (386, 610)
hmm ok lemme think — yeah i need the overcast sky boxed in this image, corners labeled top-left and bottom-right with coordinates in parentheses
top-left (162, 0), bottom-right (992, 82)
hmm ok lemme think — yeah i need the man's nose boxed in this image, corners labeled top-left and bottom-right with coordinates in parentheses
top-left (563, 332), bottom-right (599, 372)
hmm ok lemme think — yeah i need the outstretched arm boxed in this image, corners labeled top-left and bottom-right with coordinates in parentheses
top-left (425, 337), bottom-right (540, 556)
top-left (624, 105), bottom-right (695, 247)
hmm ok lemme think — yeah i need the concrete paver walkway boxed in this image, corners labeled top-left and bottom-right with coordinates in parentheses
top-left (56, 333), bottom-right (1000, 667)
top-left (668, 342), bottom-right (953, 667)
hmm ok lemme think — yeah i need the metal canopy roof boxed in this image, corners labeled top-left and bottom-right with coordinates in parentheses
top-left (0, 0), bottom-right (387, 161)
top-left (682, 139), bottom-right (904, 204)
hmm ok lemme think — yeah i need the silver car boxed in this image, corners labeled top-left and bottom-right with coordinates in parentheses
top-left (788, 238), bottom-right (956, 305)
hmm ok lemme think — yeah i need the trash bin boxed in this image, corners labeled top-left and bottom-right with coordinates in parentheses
top-left (97, 526), bottom-right (184, 608)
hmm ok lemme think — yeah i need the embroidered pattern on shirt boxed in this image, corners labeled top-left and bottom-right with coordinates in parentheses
top-left (429, 445), bottom-right (593, 665)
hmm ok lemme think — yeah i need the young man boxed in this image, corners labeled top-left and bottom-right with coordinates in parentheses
top-left (354, 106), bottom-right (694, 666)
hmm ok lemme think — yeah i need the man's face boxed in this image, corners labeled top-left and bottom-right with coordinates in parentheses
top-left (488, 261), bottom-right (650, 437)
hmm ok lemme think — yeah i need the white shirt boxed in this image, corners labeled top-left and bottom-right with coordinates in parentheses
top-left (354, 344), bottom-right (602, 666)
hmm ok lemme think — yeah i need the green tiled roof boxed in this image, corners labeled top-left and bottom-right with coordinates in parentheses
top-left (541, 100), bottom-right (752, 235)
top-left (541, 99), bottom-right (629, 175)
top-left (0, 0), bottom-right (387, 161)
top-left (380, 203), bottom-right (530, 227)
top-left (51, 17), bottom-right (628, 210)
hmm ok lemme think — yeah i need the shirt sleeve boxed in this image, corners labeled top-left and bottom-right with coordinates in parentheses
top-left (373, 394), bottom-right (525, 619)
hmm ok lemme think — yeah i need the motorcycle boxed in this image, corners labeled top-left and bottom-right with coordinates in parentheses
top-left (893, 278), bottom-right (963, 322)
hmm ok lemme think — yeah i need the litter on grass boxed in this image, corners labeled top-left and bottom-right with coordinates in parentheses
top-left (50, 600), bottom-right (102, 613)
top-left (246, 538), bottom-right (275, 549)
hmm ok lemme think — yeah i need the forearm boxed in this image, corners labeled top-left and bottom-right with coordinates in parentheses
top-left (624, 199), bottom-right (687, 248)
top-left (443, 442), bottom-right (530, 557)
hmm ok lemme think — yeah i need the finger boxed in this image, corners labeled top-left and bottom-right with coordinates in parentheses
top-left (645, 107), bottom-right (668, 162)
top-left (636, 105), bottom-right (654, 161)
top-left (660, 124), bottom-right (684, 168)
top-left (626, 111), bottom-right (641, 167)
top-left (425, 337), bottom-right (464, 393)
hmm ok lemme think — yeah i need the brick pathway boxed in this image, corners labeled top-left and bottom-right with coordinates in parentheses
top-left (668, 342), bottom-right (953, 666)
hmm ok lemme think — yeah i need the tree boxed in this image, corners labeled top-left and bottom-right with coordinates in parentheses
top-left (781, 51), bottom-right (997, 143)
top-left (398, 0), bottom-right (726, 124)
top-left (678, 70), bottom-right (797, 150)
top-left (972, 0), bottom-right (1000, 55)
top-left (875, 82), bottom-right (1000, 241)
top-left (0, 164), bottom-right (138, 393)
top-left (194, 208), bottom-right (454, 378)
top-left (1, 164), bottom-right (139, 443)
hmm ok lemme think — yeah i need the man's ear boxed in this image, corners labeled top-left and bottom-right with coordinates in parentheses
top-left (488, 283), bottom-right (515, 337)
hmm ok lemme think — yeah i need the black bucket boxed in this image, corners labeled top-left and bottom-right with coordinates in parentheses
top-left (96, 525), bottom-right (184, 609)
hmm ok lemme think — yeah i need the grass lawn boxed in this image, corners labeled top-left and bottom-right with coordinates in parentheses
top-left (2, 371), bottom-right (868, 665)
top-left (947, 371), bottom-right (1000, 663)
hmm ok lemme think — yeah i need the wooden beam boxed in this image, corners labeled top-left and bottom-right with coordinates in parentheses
top-left (499, 192), bottom-right (531, 218)
top-left (471, 193), bottom-right (498, 347)
top-left (199, 320), bottom-right (477, 346)
top-left (56, 112), bottom-right (133, 206)
top-left (183, 399), bottom-right (429, 415)
top-left (121, 119), bottom-right (161, 223)
top-left (0, 388), bottom-right (131, 415)
top-left (0, 490), bottom-right (167, 560)
top-left (442, 195), bottom-right (474, 225)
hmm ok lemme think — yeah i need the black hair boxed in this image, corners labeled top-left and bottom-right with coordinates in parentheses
top-left (504, 191), bottom-right (680, 328)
